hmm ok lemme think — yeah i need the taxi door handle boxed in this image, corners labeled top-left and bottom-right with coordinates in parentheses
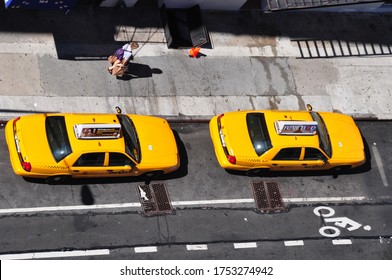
top-left (272, 164), bottom-right (278, 166)
top-left (107, 170), bottom-right (114, 172)
top-left (73, 170), bottom-right (80, 172)
top-left (302, 164), bottom-right (307, 166)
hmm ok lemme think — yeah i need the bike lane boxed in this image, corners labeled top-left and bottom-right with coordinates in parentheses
top-left (0, 203), bottom-right (391, 255)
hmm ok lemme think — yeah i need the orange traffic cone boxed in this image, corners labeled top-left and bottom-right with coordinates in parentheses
top-left (188, 47), bottom-right (201, 58)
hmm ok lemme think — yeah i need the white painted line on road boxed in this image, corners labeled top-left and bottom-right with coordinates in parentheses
top-left (0, 249), bottom-right (109, 260)
top-left (171, 199), bottom-right (254, 206)
top-left (0, 203), bottom-right (141, 214)
top-left (372, 144), bottom-right (389, 187)
top-left (0, 196), bottom-right (378, 215)
top-left (134, 246), bottom-right (158, 253)
top-left (332, 239), bottom-right (352, 245)
top-left (233, 242), bottom-right (257, 249)
top-left (186, 244), bottom-right (208, 251)
top-left (284, 240), bottom-right (304, 247)
top-left (284, 196), bottom-right (367, 203)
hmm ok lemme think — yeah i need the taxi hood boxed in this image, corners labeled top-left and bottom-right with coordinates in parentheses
top-left (131, 115), bottom-right (178, 165)
top-left (320, 112), bottom-right (364, 160)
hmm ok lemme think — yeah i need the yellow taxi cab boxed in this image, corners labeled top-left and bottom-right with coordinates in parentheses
top-left (5, 112), bottom-right (179, 184)
top-left (209, 105), bottom-right (365, 175)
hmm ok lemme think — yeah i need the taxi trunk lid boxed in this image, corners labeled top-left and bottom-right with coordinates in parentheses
top-left (219, 112), bottom-right (257, 157)
top-left (15, 115), bottom-right (59, 165)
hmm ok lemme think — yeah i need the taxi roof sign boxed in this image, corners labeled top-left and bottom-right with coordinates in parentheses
top-left (74, 124), bottom-right (121, 139)
top-left (274, 121), bottom-right (318, 136)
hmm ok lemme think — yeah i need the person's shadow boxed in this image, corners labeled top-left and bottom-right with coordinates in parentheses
top-left (118, 63), bottom-right (163, 80)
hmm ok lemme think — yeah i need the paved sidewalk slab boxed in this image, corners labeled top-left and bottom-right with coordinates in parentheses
top-left (1, 9), bottom-right (392, 120)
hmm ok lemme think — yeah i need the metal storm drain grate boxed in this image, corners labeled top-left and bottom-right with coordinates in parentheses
top-left (137, 182), bottom-right (173, 216)
top-left (252, 181), bottom-right (285, 213)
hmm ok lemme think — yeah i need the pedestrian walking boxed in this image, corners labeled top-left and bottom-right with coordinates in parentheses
top-left (120, 42), bottom-right (139, 65)
top-left (107, 56), bottom-right (125, 77)
top-left (107, 42), bottom-right (139, 78)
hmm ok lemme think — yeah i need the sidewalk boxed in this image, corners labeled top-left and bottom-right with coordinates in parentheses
top-left (0, 8), bottom-right (391, 120)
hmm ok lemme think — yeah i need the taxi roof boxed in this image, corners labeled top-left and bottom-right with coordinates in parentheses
top-left (248, 110), bottom-right (321, 149)
top-left (53, 113), bottom-right (126, 153)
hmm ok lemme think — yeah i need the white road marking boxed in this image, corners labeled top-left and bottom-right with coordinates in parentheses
top-left (134, 246), bottom-right (158, 253)
top-left (372, 144), bottom-right (389, 187)
top-left (0, 196), bottom-right (377, 215)
top-left (287, 196), bottom-right (366, 203)
top-left (332, 239), bottom-right (352, 245)
top-left (171, 199), bottom-right (254, 206)
top-left (0, 203), bottom-right (141, 214)
top-left (186, 244), bottom-right (208, 251)
top-left (233, 242), bottom-right (257, 249)
top-left (0, 249), bottom-right (109, 260)
top-left (284, 240), bottom-right (304, 246)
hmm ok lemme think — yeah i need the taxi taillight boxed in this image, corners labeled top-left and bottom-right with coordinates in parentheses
top-left (13, 117), bottom-right (20, 126)
top-left (12, 117), bottom-right (31, 172)
top-left (227, 155), bottom-right (236, 164)
top-left (22, 162), bottom-right (32, 172)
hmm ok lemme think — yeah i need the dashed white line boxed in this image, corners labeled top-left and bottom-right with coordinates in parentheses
top-left (284, 240), bottom-right (304, 247)
top-left (233, 242), bottom-right (257, 249)
top-left (332, 239), bottom-right (352, 245)
top-left (0, 249), bottom-right (109, 260)
top-left (134, 246), bottom-right (158, 253)
top-left (372, 144), bottom-right (389, 187)
top-left (186, 244), bottom-right (208, 251)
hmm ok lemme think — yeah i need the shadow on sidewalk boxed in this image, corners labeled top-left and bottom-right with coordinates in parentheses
top-left (2, 7), bottom-right (392, 59)
top-left (117, 63), bottom-right (163, 80)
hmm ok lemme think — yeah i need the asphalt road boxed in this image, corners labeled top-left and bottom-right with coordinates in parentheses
top-left (0, 121), bottom-right (391, 259)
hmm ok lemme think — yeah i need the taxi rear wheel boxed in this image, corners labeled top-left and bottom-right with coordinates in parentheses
top-left (246, 168), bottom-right (269, 177)
top-left (45, 175), bottom-right (71, 185)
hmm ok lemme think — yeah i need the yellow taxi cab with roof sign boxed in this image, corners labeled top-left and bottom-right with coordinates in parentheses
top-left (209, 105), bottom-right (365, 175)
top-left (5, 112), bottom-right (179, 184)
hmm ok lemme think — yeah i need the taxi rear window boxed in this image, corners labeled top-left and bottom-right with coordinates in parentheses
top-left (246, 113), bottom-right (272, 156)
top-left (45, 116), bottom-right (72, 162)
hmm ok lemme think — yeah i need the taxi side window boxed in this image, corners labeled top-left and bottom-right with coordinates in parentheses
top-left (273, 148), bottom-right (301, 160)
top-left (304, 148), bottom-right (326, 160)
top-left (108, 153), bottom-right (135, 167)
top-left (74, 153), bottom-right (105, 167)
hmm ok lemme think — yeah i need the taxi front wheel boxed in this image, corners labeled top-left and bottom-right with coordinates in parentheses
top-left (332, 165), bottom-right (351, 178)
top-left (144, 171), bottom-right (163, 181)
top-left (45, 175), bottom-right (71, 185)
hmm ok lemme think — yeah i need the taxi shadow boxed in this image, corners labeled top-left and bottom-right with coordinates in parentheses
top-left (226, 135), bottom-right (372, 179)
top-left (22, 129), bottom-right (188, 186)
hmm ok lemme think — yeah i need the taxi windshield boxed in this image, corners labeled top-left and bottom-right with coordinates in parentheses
top-left (117, 115), bottom-right (141, 163)
top-left (45, 116), bottom-right (72, 162)
top-left (310, 111), bottom-right (332, 158)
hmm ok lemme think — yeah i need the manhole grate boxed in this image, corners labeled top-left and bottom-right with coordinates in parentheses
top-left (252, 181), bottom-right (285, 213)
top-left (137, 182), bottom-right (173, 216)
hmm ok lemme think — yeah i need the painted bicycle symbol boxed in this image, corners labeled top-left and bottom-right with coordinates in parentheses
top-left (313, 206), bottom-right (371, 238)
